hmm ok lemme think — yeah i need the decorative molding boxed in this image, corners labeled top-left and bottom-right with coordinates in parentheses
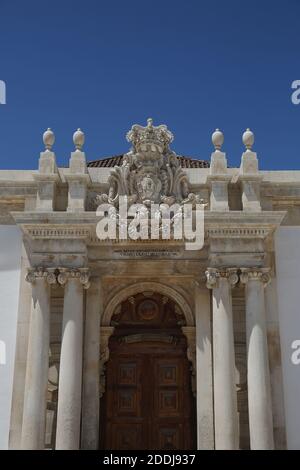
top-left (240, 267), bottom-right (271, 286)
top-left (181, 326), bottom-right (196, 396)
top-left (57, 268), bottom-right (90, 289)
top-left (122, 333), bottom-right (176, 344)
top-left (205, 266), bottom-right (272, 289)
top-left (206, 228), bottom-right (269, 238)
top-left (11, 211), bottom-right (286, 245)
top-left (205, 267), bottom-right (239, 289)
top-left (99, 326), bottom-right (114, 398)
top-left (26, 227), bottom-right (91, 240)
top-left (26, 267), bottom-right (90, 288)
top-left (25, 267), bottom-right (57, 285)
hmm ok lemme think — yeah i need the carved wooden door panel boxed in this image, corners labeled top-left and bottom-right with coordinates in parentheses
top-left (104, 351), bottom-right (195, 450)
top-left (106, 355), bottom-right (145, 450)
top-left (151, 356), bottom-right (192, 450)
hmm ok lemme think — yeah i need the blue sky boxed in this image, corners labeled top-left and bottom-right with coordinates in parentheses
top-left (0, 0), bottom-right (299, 170)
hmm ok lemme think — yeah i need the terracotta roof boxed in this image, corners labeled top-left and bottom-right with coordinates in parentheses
top-left (87, 155), bottom-right (209, 169)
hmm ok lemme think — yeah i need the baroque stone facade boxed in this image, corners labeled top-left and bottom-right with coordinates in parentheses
top-left (2, 119), bottom-right (300, 449)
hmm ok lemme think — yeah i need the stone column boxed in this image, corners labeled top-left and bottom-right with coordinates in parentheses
top-left (206, 268), bottom-right (239, 449)
top-left (241, 268), bottom-right (274, 449)
top-left (55, 268), bottom-right (90, 450)
top-left (81, 279), bottom-right (102, 449)
top-left (9, 243), bottom-right (32, 449)
top-left (193, 284), bottom-right (214, 449)
top-left (21, 268), bottom-right (56, 449)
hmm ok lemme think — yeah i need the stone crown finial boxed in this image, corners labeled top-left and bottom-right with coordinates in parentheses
top-left (212, 128), bottom-right (224, 151)
top-left (73, 128), bottom-right (85, 151)
top-left (126, 118), bottom-right (174, 153)
top-left (243, 128), bottom-right (254, 151)
top-left (43, 128), bottom-right (55, 151)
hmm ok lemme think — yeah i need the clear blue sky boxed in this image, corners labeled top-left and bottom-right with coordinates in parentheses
top-left (0, 0), bottom-right (299, 170)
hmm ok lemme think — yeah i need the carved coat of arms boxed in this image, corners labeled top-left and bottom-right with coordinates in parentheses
top-left (96, 118), bottom-right (203, 212)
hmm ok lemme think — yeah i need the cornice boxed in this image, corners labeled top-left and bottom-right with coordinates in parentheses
top-left (205, 211), bottom-right (286, 242)
top-left (10, 210), bottom-right (286, 242)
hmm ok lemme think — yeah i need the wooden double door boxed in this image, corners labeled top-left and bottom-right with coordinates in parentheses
top-left (101, 341), bottom-right (195, 450)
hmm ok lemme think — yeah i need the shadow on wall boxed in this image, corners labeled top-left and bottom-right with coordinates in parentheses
top-left (0, 341), bottom-right (6, 365)
top-left (0, 227), bottom-right (22, 271)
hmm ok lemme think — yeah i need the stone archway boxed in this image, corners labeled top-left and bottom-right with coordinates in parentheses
top-left (100, 282), bottom-right (196, 399)
top-left (99, 291), bottom-right (196, 450)
top-left (102, 281), bottom-right (194, 326)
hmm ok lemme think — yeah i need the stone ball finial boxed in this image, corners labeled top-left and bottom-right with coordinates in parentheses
top-left (73, 128), bottom-right (85, 151)
top-left (243, 128), bottom-right (254, 151)
top-left (212, 128), bottom-right (224, 151)
top-left (43, 128), bottom-right (55, 151)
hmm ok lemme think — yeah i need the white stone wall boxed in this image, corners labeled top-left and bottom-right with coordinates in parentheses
top-left (0, 226), bottom-right (21, 449)
top-left (275, 227), bottom-right (300, 449)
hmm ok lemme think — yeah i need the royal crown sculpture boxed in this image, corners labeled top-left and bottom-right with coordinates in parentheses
top-left (95, 118), bottom-right (203, 210)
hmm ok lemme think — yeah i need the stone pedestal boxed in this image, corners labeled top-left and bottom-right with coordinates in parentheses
top-left (206, 268), bottom-right (239, 449)
top-left (66, 151), bottom-right (90, 212)
top-left (34, 151), bottom-right (59, 211)
top-left (207, 151), bottom-right (230, 211)
top-left (239, 151), bottom-right (262, 211)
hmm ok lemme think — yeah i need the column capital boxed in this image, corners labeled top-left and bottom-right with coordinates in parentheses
top-left (25, 267), bottom-right (57, 285)
top-left (205, 267), bottom-right (239, 289)
top-left (57, 268), bottom-right (90, 289)
top-left (240, 267), bottom-right (271, 286)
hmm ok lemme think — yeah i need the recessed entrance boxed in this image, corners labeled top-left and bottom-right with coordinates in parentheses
top-left (100, 292), bottom-right (196, 450)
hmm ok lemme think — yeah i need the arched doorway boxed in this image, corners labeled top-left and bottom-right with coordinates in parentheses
top-left (100, 292), bottom-right (196, 450)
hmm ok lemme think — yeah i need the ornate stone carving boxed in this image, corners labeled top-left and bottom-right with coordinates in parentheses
top-left (240, 267), bottom-right (271, 286)
top-left (122, 333), bottom-right (176, 344)
top-left (25, 267), bottom-right (57, 285)
top-left (26, 267), bottom-right (91, 288)
top-left (99, 326), bottom-right (114, 398)
top-left (102, 281), bottom-right (194, 326)
top-left (181, 326), bottom-right (196, 396)
top-left (205, 268), bottom-right (219, 289)
top-left (95, 119), bottom-right (205, 223)
top-left (57, 268), bottom-right (90, 289)
top-left (205, 267), bottom-right (239, 289)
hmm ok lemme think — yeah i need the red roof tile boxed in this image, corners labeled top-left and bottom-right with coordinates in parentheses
top-left (87, 155), bottom-right (209, 169)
